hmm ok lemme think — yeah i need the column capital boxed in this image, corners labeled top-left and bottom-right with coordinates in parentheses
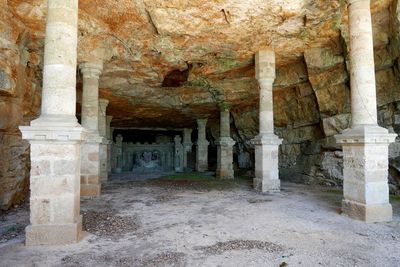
top-left (106, 115), bottom-right (114, 125)
top-left (196, 118), bottom-right (208, 127)
top-left (80, 62), bottom-right (103, 79)
top-left (99, 98), bottom-right (109, 114)
top-left (183, 128), bottom-right (192, 135)
top-left (255, 50), bottom-right (276, 81)
top-left (218, 103), bottom-right (231, 112)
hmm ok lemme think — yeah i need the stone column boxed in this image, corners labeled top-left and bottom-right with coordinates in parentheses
top-left (19, 0), bottom-right (85, 245)
top-left (106, 116), bottom-right (113, 173)
top-left (79, 62), bottom-right (103, 197)
top-left (335, 0), bottom-right (397, 222)
top-left (196, 119), bottom-right (209, 172)
top-left (174, 135), bottom-right (184, 172)
top-left (183, 128), bottom-right (193, 171)
top-left (251, 50), bottom-right (282, 193)
top-left (114, 134), bottom-right (123, 173)
top-left (98, 99), bottom-right (109, 181)
top-left (216, 105), bottom-right (236, 179)
top-left (110, 127), bottom-right (116, 170)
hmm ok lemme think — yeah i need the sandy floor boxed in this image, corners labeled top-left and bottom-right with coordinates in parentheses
top-left (0, 175), bottom-right (399, 267)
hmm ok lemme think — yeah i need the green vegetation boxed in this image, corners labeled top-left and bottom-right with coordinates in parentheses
top-left (158, 172), bottom-right (252, 191)
top-left (323, 188), bottom-right (342, 195)
top-left (331, 13), bottom-right (342, 31)
top-left (186, 77), bottom-right (211, 88)
top-left (215, 58), bottom-right (242, 72)
top-left (390, 194), bottom-right (400, 202)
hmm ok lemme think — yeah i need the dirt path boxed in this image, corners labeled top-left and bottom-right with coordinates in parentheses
top-left (0, 176), bottom-right (399, 267)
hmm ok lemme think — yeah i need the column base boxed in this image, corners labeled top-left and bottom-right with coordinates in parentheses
top-left (336, 125), bottom-right (396, 223)
top-left (251, 133), bottom-right (282, 193)
top-left (342, 200), bottom-right (392, 223)
top-left (81, 184), bottom-right (101, 197)
top-left (26, 215), bottom-right (83, 246)
top-left (253, 177), bottom-right (280, 193)
top-left (216, 169), bottom-right (234, 179)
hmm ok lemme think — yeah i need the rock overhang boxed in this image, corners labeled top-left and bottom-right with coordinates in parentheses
top-left (5, 0), bottom-right (394, 128)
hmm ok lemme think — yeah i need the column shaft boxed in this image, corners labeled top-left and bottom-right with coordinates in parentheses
top-left (216, 107), bottom-right (235, 179)
top-left (98, 99), bottom-right (109, 181)
top-left (81, 63), bottom-right (102, 132)
top-left (196, 119), bottom-right (209, 172)
top-left (348, 0), bottom-right (377, 126)
top-left (259, 80), bottom-right (274, 134)
top-left (106, 116), bottom-right (113, 173)
top-left (114, 135), bottom-right (123, 173)
top-left (39, 0), bottom-right (79, 125)
top-left (220, 109), bottom-right (230, 137)
top-left (183, 128), bottom-right (193, 170)
top-left (174, 135), bottom-right (184, 172)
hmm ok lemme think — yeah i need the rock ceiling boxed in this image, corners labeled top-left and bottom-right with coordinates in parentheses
top-left (6, 0), bottom-right (394, 128)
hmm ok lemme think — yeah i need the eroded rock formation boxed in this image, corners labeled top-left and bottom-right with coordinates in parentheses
top-left (1, 0), bottom-right (400, 209)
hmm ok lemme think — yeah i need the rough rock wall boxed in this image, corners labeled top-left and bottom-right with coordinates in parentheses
top-left (1, 0), bottom-right (400, 210)
top-left (0, 2), bottom-right (42, 209)
top-left (230, 1), bottom-right (400, 194)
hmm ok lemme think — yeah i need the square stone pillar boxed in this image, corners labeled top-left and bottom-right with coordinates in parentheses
top-left (80, 139), bottom-right (103, 197)
top-left (19, 0), bottom-right (85, 245)
top-left (20, 130), bottom-right (85, 246)
top-left (79, 62), bottom-right (104, 197)
top-left (337, 129), bottom-right (396, 222)
top-left (196, 119), bottom-right (209, 172)
top-left (252, 135), bottom-right (282, 192)
top-left (183, 128), bottom-right (193, 171)
top-left (98, 98), bottom-right (109, 181)
top-left (335, 0), bottom-right (397, 222)
top-left (251, 50), bottom-right (282, 192)
top-left (216, 105), bottom-right (236, 179)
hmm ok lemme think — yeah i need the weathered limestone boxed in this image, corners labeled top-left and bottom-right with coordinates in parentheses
top-left (252, 50), bottom-right (283, 192)
top-left (182, 128), bottom-right (193, 171)
top-left (18, 0), bottom-right (85, 245)
top-left (106, 116), bottom-right (113, 173)
top-left (196, 119), bottom-right (209, 172)
top-left (99, 98), bottom-right (109, 181)
top-left (174, 135), bottom-right (184, 172)
top-left (335, 0), bottom-right (397, 222)
top-left (216, 105), bottom-right (235, 179)
top-left (80, 62), bottom-right (103, 197)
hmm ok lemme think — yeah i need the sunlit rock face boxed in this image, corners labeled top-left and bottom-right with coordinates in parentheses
top-left (1, 0), bottom-right (400, 208)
